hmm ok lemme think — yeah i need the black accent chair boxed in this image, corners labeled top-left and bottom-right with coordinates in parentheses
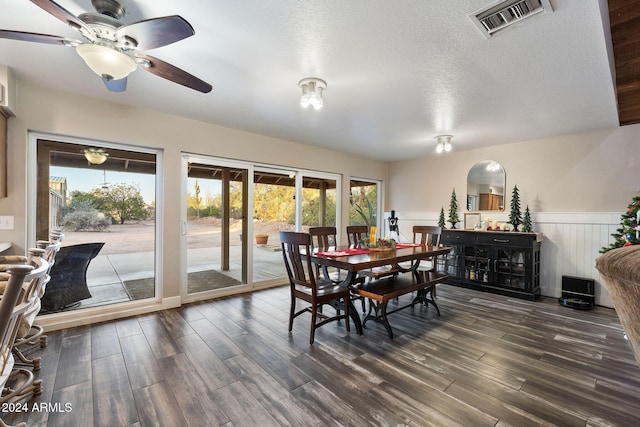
top-left (40, 243), bottom-right (104, 313)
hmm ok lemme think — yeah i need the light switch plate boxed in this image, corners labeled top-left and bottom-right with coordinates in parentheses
top-left (0, 216), bottom-right (14, 230)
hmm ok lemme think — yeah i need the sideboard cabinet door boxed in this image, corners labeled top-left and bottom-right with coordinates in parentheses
top-left (441, 229), bottom-right (541, 300)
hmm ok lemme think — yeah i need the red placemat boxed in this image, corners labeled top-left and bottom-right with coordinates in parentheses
top-left (315, 248), bottom-right (373, 257)
top-left (395, 243), bottom-right (424, 249)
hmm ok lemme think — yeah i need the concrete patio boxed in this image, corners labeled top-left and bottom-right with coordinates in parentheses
top-left (62, 244), bottom-right (287, 311)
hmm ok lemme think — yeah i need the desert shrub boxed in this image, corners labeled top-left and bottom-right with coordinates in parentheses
top-left (62, 207), bottom-right (111, 231)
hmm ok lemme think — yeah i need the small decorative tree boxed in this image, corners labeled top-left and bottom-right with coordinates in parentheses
top-left (522, 205), bottom-right (533, 232)
top-left (509, 185), bottom-right (522, 231)
top-left (448, 189), bottom-right (460, 229)
top-left (600, 193), bottom-right (640, 253)
top-left (438, 206), bottom-right (446, 229)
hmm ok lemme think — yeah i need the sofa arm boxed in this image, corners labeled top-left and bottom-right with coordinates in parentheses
top-left (596, 245), bottom-right (640, 366)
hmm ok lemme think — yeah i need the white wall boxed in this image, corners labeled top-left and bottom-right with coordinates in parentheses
top-left (387, 126), bottom-right (640, 307)
top-left (0, 81), bottom-right (388, 304)
top-left (2, 80), bottom-right (637, 314)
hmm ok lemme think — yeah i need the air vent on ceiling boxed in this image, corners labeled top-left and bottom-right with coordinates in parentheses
top-left (469, 0), bottom-right (553, 38)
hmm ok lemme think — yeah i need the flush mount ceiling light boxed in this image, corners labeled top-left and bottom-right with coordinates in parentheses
top-left (298, 77), bottom-right (326, 110)
top-left (83, 147), bottom-right (109, 165)
top-left (435, 135), bottom-right (453, 153)
top-left (76, 44), bottom-right (137, 81)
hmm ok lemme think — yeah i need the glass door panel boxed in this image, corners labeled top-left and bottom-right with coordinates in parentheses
top-left (250, 170), bottom-right (339, 284)
top-left (186, 161), bottom-right (248, 294)
top-left (252, 169), bottom-right (294, 283)
top-left (299, 176), bottom-right (337, 232)
top-left (442, 245), bottom-right (461, 277)
top-left (349, 179), bottom-right (379, 239)
top-left (464, 246), bottom-right (489, 282)
top-left (37, 139), bottom-right (158, 311)
top-left (495, 248), bottom-right (527, 289)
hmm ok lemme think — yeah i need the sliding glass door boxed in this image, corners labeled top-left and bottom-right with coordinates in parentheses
top-left (33, 137), bottom-right (159, 312)
top-left (183, 155), bottom-right (341, 299)
top-left (184, 155), bottom-right (249, 299)
top-left (250, 169), bottom-right (339, 283)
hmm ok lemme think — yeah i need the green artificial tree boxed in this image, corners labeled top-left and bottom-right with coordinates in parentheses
top-left (522, 205), bottom-right (533, 233)
top-left (448, 189), bottom-right (460, 229)
top-left (509, 185), bottom-right (522, 231)
top-left (600, 193), bottom-right (640, 253)
top-left (438, 206), bottom-right (446, 229)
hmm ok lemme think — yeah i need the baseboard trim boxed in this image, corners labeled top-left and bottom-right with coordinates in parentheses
top-left (35, 296), bottom-right (182, 332)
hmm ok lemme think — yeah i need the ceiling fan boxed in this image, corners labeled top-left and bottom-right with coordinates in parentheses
top-left (0, 0), bottom-right (212, 93)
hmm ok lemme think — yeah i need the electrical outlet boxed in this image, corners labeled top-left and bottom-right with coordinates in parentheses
top-left (0, 216), bottom-right (14, 230)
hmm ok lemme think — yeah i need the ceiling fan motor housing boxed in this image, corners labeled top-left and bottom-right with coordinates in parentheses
top-left (92, 0), bottom-right (125, 20)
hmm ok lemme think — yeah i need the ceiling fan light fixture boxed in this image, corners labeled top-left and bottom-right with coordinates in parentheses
top-left (298, 77), bottom-right (326, 110)
top-left (83, 148), bottom-right (109, 165)
top-left (435, 135), bottom-right (453, 154)
top-left (76, 44), bottom-right (137, 80)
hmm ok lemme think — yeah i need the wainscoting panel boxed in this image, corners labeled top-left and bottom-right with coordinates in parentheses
top-left (383, 212), bottom-right (621, 308)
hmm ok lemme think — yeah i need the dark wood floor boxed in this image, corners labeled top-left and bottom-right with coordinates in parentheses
top-left (5, 284), bottom-right (640, 426)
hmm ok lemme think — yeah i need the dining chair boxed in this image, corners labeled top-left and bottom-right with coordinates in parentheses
top-left (280, 231), bottom-right (351, 344)
top-left (0, 263), bottom-right (45, 407)
top-left (346, 225), bottom-right (369, 248)
top-left (347, 225), bottom-right (398, 282)
top-left (308, 226), bottom-right (345, 284)
top-left (409, 225), bottom-right (442, 296)
top-left (413, 225), bottom-right (442, 247)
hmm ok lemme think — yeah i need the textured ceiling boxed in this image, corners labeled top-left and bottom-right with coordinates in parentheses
top-left (0, 0), bottom-right (619, 161)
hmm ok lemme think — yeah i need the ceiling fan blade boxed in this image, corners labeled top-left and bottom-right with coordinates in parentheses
top-left (0, 29), bottom-right (72, 45)
top-left (102, 77), bottom-right (127, 92)
top-left (117, 16), bottom-right (194, 50)
top-left (135, 54), bottom-right (212, 93)
top-left (30, 0), bottom-right (94, 36)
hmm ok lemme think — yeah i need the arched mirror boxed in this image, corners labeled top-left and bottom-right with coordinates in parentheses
top-left (467, 160), bottom-right (505, 211)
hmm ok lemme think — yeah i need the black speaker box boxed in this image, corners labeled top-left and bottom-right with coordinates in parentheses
top-left (558, 275), bottom-right (594, 310)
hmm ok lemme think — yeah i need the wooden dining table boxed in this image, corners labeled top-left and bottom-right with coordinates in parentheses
top-left (304, 243), bottom-right (451, 336)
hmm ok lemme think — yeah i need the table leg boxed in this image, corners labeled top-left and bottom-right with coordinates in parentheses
top-left (411, 286), bottom-right (440, 315)
top-left (342, 271), bottom-right (363, 335)
top-left (361, 299), bottom-right (394, 339)
top-left (379, 300), bottom-right (394, 339)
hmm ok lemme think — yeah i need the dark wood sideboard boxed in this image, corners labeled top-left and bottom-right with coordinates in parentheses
top-left (438, 229), bottom-right (541, 300)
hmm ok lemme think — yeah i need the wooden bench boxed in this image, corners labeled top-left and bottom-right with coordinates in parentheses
top-left (351, 270), bottom-right (448, 339)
